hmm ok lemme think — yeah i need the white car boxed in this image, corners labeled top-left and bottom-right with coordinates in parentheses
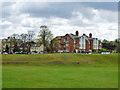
top-left (30, 52), bottom-right (38, 54)
top-left (39, 52), bottom-right (44, 54)
top-left (101, 52), bottom-right (110, 54)
top-left (2, 52), bottom-right (8, 54)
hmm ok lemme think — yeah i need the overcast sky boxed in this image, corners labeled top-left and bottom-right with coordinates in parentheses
top-left (1, 2), bottom-right (118, 41)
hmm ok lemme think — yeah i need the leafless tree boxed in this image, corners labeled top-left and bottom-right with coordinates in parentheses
top-left (38, 25), bottom-right (53, 53)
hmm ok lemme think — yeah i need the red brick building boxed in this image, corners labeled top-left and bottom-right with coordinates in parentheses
top-left (56, 31), bottom-right (102, 53)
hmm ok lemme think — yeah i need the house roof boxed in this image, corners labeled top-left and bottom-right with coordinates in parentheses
top-left (55, 32), bottom-right (99, 43)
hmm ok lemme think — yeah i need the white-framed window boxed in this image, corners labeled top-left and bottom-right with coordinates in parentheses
top-left (66, 44), bottom-right (69, 46)
top-left (20, 48), bottom-right (23, 50)
top-left (93, 39), bottom-right (98, 49)
top-left (74, 40), bottom-right (75, 44)
top-left (79, 37), bottom-right (85, 49)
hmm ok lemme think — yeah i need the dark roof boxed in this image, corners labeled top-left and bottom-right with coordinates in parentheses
top-left (55, 32), bottom-right (99, 42)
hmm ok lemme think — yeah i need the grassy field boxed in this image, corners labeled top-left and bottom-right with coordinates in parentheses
top-left (2, 53), bottom-right (118, 88)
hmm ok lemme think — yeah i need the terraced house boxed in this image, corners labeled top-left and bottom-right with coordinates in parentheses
top-left (56, 31), bottom-right (102, 53)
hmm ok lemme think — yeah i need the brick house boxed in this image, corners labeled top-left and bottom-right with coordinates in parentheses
top-left (56, 31), bottom-right (102, 53)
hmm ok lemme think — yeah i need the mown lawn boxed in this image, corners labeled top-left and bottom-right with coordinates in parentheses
top-left (2, 53), bottom-right (118, 88)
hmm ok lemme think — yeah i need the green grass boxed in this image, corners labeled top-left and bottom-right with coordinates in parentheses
top-left (2, 53), bottom-right (118, 88)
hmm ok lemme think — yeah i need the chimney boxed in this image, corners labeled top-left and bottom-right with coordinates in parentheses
top-left (8, 37), bottom-right (10, 39)
top-left (89, 33), bottom-right (92, 38)
top-left (83, 33), bottom-right (85, 35)
top-left (76, 31), bottom-right (79, 36)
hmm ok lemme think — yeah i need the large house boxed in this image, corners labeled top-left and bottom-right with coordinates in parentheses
top-left (30, 44), bottom-right (44, 53)
top-left (56, 31), bottom-right (102, 53)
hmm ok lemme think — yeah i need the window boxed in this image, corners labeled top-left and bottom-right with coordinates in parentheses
top-left (59, 40), bottom-right (61, 43)
top-left (67, 37), bottom-right (69, 40)
top-left (76, 40), bottom-right (77, 43)
top-left (74, 40), bottom-right (75, 43)
top-left (66, 44), bottom-right (69, 46)
top-left (76, 44), bottom-right (78, 47)
top-left (64, 39), bottom-right (66, 42)
top-left (20, 48), bottom-right (23, 50)
top-left (93, 39), bottom-right (98, 49)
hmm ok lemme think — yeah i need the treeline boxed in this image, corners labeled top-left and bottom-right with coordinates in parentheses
top-left (101, 39), bottom-right (120, 53)
top-left (4, 25), bottom-right (120, 53)
top-left (4, 25), bottom-right (59, 53)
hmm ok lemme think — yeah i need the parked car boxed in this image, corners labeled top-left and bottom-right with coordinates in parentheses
top-left (39, 51), bottom-right (44, 54)
top-left (2, 52), bottom-right (8, 54)
top-left (21, 52), bottom-right (28, 54)
top-left (30, 52), bottom-right (38, 54)
top-left (88, 52), bottom-right (92, 54)
top-left (14, 52), bottom-right (21, 54)
top-left (101, 52), bottom-right (111, 54)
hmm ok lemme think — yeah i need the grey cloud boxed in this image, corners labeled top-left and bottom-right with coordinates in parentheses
top-left (20, 2), bottom-right (117, 19)
top-left (80, 2), bottom-right (118, 11)
top-left (1, 2), bottom-right (118, 41)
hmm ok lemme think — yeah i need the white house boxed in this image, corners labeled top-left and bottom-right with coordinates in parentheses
top-left (30, 44), bottom-right (44, 53)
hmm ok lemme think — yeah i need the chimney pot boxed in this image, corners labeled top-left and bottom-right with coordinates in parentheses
top-left (89, 33), bottom-right (92, 38)
top-left (76, 31), bottom-right (79, 36)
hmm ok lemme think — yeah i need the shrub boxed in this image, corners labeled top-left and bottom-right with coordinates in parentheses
top-left (100, 48), bottom-right (107, 52)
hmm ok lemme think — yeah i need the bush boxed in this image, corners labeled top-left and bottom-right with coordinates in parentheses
top-left (92, 49), bottom-right (96, 53)
top-left (100, 48), bottom-right (107, 52)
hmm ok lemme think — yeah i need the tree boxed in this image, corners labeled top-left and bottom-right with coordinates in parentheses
top-left (102, 39), bottom-right (109, 43)
top-left (11, 33), bottom-right (20, 39)
top-left (50, 38), bottom-right (59, 53)
top-left (38, 25), bottom-right (53, 53)
top-left (8, 37), bottom-right (16, 53)
top-left (28, 31), bottom-right (35, 42)
top-left (114, 39), bottom-right (120, 53)
top-left (5, 45), bottom-right (9, 53)
top-left (20, 34), bottom-right (28, 43)
top-left (100, 48), bottom-right (107, 52)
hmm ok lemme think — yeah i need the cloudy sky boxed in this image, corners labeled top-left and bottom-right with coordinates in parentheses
top-left (1, 2), bottom-right (118, 41)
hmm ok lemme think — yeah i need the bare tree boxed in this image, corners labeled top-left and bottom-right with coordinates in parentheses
top-left (20, 34), bottom-right (28, 43)
top-left (28, 31), bottom-right (35, 42)
top-left (38, 25), bottom-right (53, 53)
